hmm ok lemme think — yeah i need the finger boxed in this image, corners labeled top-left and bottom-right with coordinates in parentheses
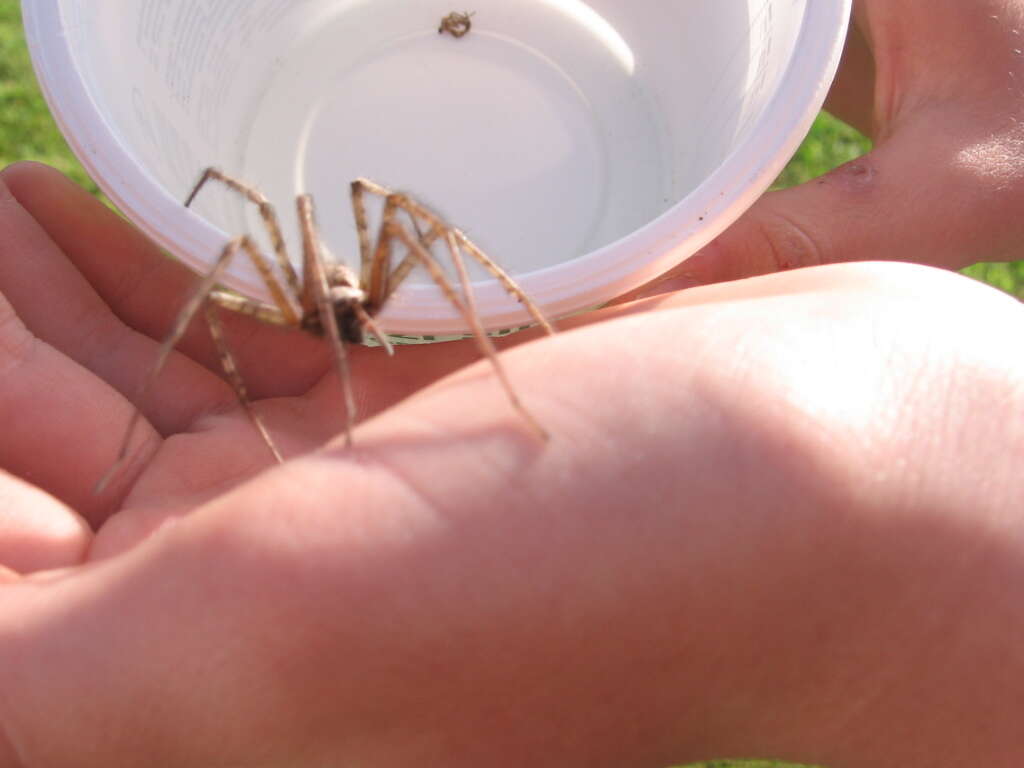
top-left (821, 7), bottom-right (875, 136)
top-left (632, 111), bottom-right (1024, 294)
top-left (1, 163), bottom-right (331, 399)
top-left (0, 290), bottom-right (156, 525)
top-left (0, 166), bottom-right (233, 435)
top-left (0, 471), bottom-right (91, 573)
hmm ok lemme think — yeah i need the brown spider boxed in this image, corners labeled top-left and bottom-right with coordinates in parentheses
top-left (101, 169), bottom-right (554, 488)
top-left (439, 11), bottom-right (475, 38)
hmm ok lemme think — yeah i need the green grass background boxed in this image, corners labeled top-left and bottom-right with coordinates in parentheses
top-left (0, 3), bottom-right (1018, 768)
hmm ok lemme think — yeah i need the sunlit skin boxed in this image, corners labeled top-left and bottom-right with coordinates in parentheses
top-left (1, 0), bottom-right (1024, 765)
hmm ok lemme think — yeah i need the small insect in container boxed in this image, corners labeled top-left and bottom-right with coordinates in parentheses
top-left (438, 11), bottom-right (475, 38)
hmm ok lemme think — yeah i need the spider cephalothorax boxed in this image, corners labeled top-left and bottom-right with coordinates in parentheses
top-left (300, 263), bottom-right (368, 345)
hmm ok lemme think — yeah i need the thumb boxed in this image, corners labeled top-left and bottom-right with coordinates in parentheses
top-left (0, 471), bottom-right (91, 575)
top-left (638, 115), bottom-right (1024, 293)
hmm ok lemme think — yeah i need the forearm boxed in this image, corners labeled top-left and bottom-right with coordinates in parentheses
top-left (232, 266), bottom-right (1024, 766)
top-left (307, 267), bottom-right (1024, 766)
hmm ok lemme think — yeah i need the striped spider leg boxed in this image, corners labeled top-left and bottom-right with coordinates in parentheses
top-left (99, 169), bottom-right (554, 491)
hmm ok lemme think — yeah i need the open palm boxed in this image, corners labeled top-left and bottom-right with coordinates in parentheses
top-left (0, 162), bottom-right (518, 563)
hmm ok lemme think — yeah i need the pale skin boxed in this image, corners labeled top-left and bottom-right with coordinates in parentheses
top-left (1, 0), bottom-right (1023, 765)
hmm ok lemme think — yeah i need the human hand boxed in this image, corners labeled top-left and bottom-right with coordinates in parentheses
top-left (2, 162), bottom-right (1023, 766)
top-left (0, 161), bottom-right (525, 558)
top-left (634, 0), bottom-right (1024, 295)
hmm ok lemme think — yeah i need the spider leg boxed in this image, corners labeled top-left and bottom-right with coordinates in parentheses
top-left (350, 179), bottom-right (379, 296)
top-left (353, 303), bottom-right (394, 356)
top-left (380, 194), bottom-right (554, 336)
top-left (386, 218), bottom-right (549, 440)
top-left (298, 194), bottom-right (358, 446)
top-left (379, 216), bottom-right (446, 306)
top-left (367, 192), bottom-right (399, 310)
top-left (351, 178), bottom-right (444, 308)
top-left (205, 288), bottom-right (294, 327)
top-left (185, 168), bottom-right (302, 324)
top-left (203, 299), bottom-right (284, 463)
top-left (451, 230), bottom-right (556, 336)
top-left (96, 236), bottom-right (257, 493)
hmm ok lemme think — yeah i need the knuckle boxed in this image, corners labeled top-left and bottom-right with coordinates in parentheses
top-left (0, 297), bottom-right (36, 376)
top-left (755, 210), bottom-right (828, 272)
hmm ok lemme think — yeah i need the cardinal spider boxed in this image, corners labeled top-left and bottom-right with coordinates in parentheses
top-left (102, 168), bottom-right (554, 487)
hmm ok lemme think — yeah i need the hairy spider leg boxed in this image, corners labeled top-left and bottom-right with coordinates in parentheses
top-left (349, 179), bottom-right (436, 351)
top-left (449, 229), bottom-right (556, 336)
top-left (349, 181), bottom-right (554, 435)
top-left (204, 299), bottom-right (284, 463)
top-left (350, 178), bottom-right (433, 311)
top-left (185, 168), bottom-right (303, 323)
top-left (350, 178), bottom-right (378, 294)
top-left (383, 214), bottom-right (549, 440)
top-left (352, 180), bottom-right (555, 336)
top-left (96, 235), bottom-right (285, 493)
top-left (297, 194), bottom-right (358, 447)
top-left (443, 230), bottom-right (549, 439)
top-left (206, 288), bottom-right (293, 327)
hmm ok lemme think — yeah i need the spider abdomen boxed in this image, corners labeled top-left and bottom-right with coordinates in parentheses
top-left (300, 304), bottom-right (365, 345)
top-left (336, 306), bottom-right (366, 345)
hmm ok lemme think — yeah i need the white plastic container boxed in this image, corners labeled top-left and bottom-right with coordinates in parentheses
top-left (23, 0), bottom-right (850, 335)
